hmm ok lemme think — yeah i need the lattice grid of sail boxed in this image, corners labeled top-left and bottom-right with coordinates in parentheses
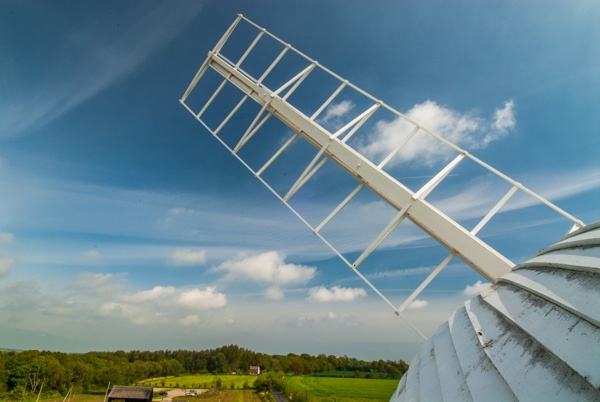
top-left (180, 14), bottom-right (583, 338)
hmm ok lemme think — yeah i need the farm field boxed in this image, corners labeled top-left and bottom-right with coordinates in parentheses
top-left (141, 374), bottom-right (257, 390)
top-left (19, 394), bottom-right (106, 402)
top-left (172, 390), bottom-right (264, 402)
top-left (7, 390), bottom-right (262, 402)
top-left (5, 375), bottom-right (397, 402)
top-left (283, 376), bottom-right (398, 402)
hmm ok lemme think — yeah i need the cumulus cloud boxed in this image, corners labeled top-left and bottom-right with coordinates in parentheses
top-left (360, 100), bottom-right (516, 167)
top-left (226, 318), bottom-right (236, 326)
top-left (265, 286), bottom-right (285, 300)
top-left (492, 100), bottom-right (516, 134)
top-left (0, 233), bottom-right (14, 245)
top-left (407, 299), bottom-right (429, 310)
top-left (178, 314), bottom-right (202, 327)
top-left (215, 251), bottom-right (316, 285)
top-left (169, 248), bottom-right (207, 266)
top-left (0, 254), bottom-right (15, 277)
top-left (118, 286), bottom-right (175, 303)
top-left (319, 100), bottom-right (355, 124)
top-left (307, 286), bottom-right (367, 302)
top-left (73, 272), bottom-right (128, 296)
top-left (98, 301), bottom-right (162, 325)
top-left (176, 287), bottom-right (227, 310)
top-left (97, 284), bottom-right (226, 325)
top-left (463, 280), bottom-right (491, 296)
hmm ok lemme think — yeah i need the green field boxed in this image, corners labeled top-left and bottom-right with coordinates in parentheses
top-left (139, 374), bottom-right (398, 402)
top-left (173, 390), bottom-right (263, 402)
top-left (141, 374), bottom-right (257, 390)
top-left (283, 376), bottom-right (398, 402)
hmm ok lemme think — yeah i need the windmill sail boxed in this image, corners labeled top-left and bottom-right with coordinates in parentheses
top-left (180, 14), bottom-right (583, 338)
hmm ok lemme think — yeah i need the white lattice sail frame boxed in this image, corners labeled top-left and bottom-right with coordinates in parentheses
top-left (180, 14), bottom-right (584, 339)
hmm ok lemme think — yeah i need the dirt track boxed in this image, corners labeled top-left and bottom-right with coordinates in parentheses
top-left (154, 388), bottom-right (207, 401)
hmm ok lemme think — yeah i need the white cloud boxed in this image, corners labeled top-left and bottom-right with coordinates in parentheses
top-left (80, 249), bottom-right (102, 263)
top-left (215, 251), bottom-right (316, 285)
top-left (407, 299), bottom-right (429, 310)
top-left (114, 284), bottom-right (226, 312)
top-left (463, 280), bottom-right (491, 296)
top-left (70, 271), bottom-right (227, 325)
top-left (176, 287), bottom-right (227, 310)
top-left (0, 233), bottom-right (14, 245)
top-left (169, 248), bottom-right (207, 266)
top-left (118, 286), bottom-right (175, 303)
top-left (169, 207), bottom-right (195, 216)
top-left (0, 3), bottom-right (205, 139)
top-left (360, 100), bottom-right (515, 167)
top-left (367, 266), bottom-right (434, 280)
top-left (73, 272), bottom-right (128, 296)
top-left (178, 314), bottom-right (202, 327)
top-left (492, 100), bottom-right (516, 134)
top-left (327, 311), bottom-right (338, 320)
top-left (99, 302), bottom-right (145, 323)
top-left (517, 168), bottom-right (600, 206)
top-left (319, 100), bottom-right (355, 124)
top-left (307, 286), bottom-right (367, 302)
top-left (265, 286), bottom-right (285, 300)
top-left (226, 318), bottom-right (236, 326)
top-left (98, 301), bottom-right (166, 325)
top-left (0, 254), bottom-right (15, 277)
top-left (163, 208), bottom-right (196, 226)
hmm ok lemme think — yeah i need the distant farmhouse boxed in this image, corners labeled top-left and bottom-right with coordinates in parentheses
top-left (249, 365), bottom-right (261, 375)
top-left (107, 385), bottom-right (153, 402)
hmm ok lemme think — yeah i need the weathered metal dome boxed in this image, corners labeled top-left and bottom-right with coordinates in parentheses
top-left (391, 221), bottom-right (600, 401)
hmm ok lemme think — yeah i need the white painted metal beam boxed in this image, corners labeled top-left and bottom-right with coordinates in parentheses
top-left (206, 52), bottom-right (513, 281)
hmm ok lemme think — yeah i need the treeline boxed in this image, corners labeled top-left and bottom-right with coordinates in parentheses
top-left (0, 345), bottom-right (408, 398)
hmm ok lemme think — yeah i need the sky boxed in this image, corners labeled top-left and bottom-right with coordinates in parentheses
top-left (0, 0), bottom-right (599, 362)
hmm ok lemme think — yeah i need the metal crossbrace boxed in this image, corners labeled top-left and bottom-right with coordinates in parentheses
top-left (180, 14), bottom-right (585, 339)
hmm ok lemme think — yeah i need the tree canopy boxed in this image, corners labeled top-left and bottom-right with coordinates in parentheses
top-left (0, 345), bottom-right (408, 398)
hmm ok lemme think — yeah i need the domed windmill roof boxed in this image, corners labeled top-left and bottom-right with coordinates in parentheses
top-left (391, 221), bottom-right (600, 402)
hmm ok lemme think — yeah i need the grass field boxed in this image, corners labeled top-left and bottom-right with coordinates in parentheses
top-left (141, 374), bottom-right (257, 390)
top-left (312, 371), bottom-right (389, 379)
top-left (283, 376), bottom-right (397, 402)
top-left (8, 390), bottom-right (263, 402)
top-left (172, 390), bottom-right (264, 402)
top-left (5, 374), bottom-right (397, 402)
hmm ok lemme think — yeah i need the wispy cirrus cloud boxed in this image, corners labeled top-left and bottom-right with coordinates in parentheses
top-left (0, 3), bottom-right (204, 139)
top-left (169, 248), bottom-right (207, 266)
top-left (433, 167), bottom-right (600, 223)
top-left (80, 249), bottom-right (102, 263)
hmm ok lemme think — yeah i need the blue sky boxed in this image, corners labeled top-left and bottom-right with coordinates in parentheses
top-left (0, 0), bottom-right (599, 361)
